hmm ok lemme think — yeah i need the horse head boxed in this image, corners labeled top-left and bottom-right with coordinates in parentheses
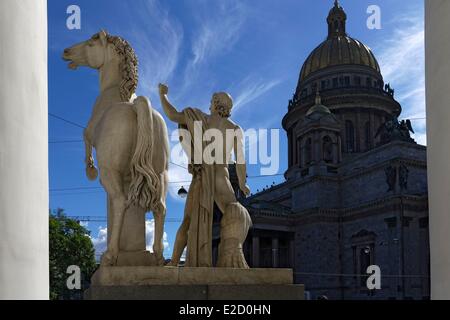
top-left (63, 30), bottom-right (138, 102)
top-left (62, 30), bottom-right (111, 70)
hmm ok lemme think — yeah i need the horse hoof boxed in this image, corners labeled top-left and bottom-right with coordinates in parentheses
top-left (100, 251), bottom-right (118, 266)
top-left (155, 255), bottom-right (165, 266)
top-left (165, 260), bottom-right (178, 267)
top-left (86, 166), bottom-right (98, 181)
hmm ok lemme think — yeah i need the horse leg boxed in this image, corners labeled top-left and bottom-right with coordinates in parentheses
top-left (153, 172), bottom-right (167, 265)
top-left (99, 168), bottom-right (126, 266)
top-left (84, 128), bottom-right (98, 181)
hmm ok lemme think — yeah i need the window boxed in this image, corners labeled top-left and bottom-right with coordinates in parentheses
top-left (311, 83), bottom-right (317, 93)
top-left (345, 120), bottom-right (355, 153)
top-left (360, 246), bottom-right (373, 287)
top-left (377, 80), bottom-right (383, 89)
top-left (366, 77), bottom-right (372, 87)
top-left (344, 76), bottom-right (350, 86)
top-left (296, 138), bottom-right (302, 166)
top-left (333, 78), bottom-right (338, 88)
top-left (323, 136), bottom-right (333, 163)
top-left (354, 76), bottom-right (361, 86)
top-left (364, 121), bottom-right (371, 150)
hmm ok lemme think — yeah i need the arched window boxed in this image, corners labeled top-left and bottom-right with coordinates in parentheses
top-left (364, 121), bottom-right (371, 150)
top-left (323, 136), bottom-right (333, 163)
top-left (304, 138), bottom-right (312, 165)
top-left (345, 120), bottom-right (355, 153)
top-left (360, 246), bottom-right (373, 287)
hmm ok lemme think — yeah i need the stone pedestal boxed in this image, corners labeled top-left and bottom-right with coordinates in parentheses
top-left (85, 267), bottom-right (304, 300)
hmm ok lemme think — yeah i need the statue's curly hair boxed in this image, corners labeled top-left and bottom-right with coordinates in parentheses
top-left (212, 92), bottom-right (233, 118)
top-left (106, 34), bottom-right (138, 102)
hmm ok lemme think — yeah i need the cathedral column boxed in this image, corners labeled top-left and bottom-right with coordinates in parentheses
top-left (272, 237), bottom-right (279, 268)
top-left (369, 110), bottom-right (375, 149)
top-left (289, 239), bottom-right (296, 268)
top-left (333, 134), bottom-right (339, 164)
top-left (426, 0), bottom-right (450, 300)
top-left (0, 0), bottom-right (49, 299)
top-left (355, 109), bottom-right (361, 152)
top-left (288, 130), bottom-right (293, 167)
top-left (252, 235), bottom-right (260, 268)
top-left (314, 131), bottom-right (320, 163)
top-left (337, 136), bottom-right (343, 162)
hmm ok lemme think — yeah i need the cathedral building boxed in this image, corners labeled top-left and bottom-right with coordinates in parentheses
top-left (241, 1), bottom-right (429, 300)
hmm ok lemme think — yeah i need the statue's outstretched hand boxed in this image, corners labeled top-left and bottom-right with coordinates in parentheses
top-left (159, 83), bottom-right (169, 96)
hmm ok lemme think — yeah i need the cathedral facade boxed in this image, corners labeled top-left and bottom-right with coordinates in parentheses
top-left (241, 1), bottom-right (429, 300)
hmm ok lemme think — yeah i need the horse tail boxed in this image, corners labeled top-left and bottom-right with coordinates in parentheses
top-left (127, 96), bottom-right (162, 212)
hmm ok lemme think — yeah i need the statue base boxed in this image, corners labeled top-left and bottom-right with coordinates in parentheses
top-left (85, 267), bottom-right (304, 300)
top-left (115, 250), bottom-right (159, 266)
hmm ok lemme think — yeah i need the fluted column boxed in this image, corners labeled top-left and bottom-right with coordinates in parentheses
top-left (0, 0), bottom-right (49, 299)
top-left (252, 235), bottom-right (260, 268)
top-left (426, 0), bottom-right (450, 300)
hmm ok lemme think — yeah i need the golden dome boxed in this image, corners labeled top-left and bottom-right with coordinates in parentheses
top-left (299, 1), bottom-right (381, 82)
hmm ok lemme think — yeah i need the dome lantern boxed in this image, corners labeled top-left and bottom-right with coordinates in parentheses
top-left (327, 0), bottom-right (347, 38)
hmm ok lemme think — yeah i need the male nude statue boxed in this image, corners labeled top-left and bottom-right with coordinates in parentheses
top-left (159, 83), bottom-right (252, 268)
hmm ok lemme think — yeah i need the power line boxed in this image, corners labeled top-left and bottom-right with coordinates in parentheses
top-left (49, 113), bottom-right (86, 129)
top-left (49, 113), bottom-right (189, 170)
top-left (49, 139), bottom-right (83, 144)
top-left (67, 215), bottom-right (182, 223)
top-left (49, 173), bottom-right (284, 193)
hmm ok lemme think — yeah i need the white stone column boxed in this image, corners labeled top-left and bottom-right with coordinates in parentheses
top-left (426, 0), bottom-right (450, 300)
top-left (0, 0), bottom-right (48, 299)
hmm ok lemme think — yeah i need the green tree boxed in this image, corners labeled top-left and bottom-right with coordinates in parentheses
top-left (49, 208), bottom-right (97, 300)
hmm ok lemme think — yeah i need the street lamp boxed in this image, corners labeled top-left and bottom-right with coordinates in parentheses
top-left (177, 186), bottom-right (188, 198)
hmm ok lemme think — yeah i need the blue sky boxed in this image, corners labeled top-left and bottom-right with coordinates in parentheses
top-left (48, 0), bottom-right (425, 259)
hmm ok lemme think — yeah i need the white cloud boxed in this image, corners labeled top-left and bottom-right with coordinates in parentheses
top-left (91, 226), bottom-right (108, 259)
top-left (90, 219), bottom-right (170, 259)
top-left (376, 10), bottom-right (426, 144)
top-left (190, 1), bottom-right (246, 67)
top-left (232, 76), bottom-right (281, 114)
top-left (145, 219), bottom-right (170, 252)
top-left (79, 221), bottom-right (89, 228)
top-left (129, 0), bottom-right (183, 99)
top-left (179, 0), bottom-right (248, 95)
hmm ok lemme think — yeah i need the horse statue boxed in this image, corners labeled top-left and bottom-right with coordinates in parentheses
top-left (63, 30), bottom-right (169, 266)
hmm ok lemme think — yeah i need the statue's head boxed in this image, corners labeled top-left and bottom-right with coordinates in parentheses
top-left (62, 30), bottom-right (138, 101)
top-left (62, 30), bottom-right (111, 70)
top-left (210, 92), bottom-right (233, 118)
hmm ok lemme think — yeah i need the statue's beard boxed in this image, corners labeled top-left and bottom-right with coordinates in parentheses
top-left (216, 105), bottom-right (231, 118)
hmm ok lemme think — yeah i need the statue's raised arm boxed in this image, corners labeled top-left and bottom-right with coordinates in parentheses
top-left (158, 83), bottom-right (186, 124)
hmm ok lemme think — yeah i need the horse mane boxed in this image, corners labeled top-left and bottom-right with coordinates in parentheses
top-left (106, 34), bottom-right (138, 102)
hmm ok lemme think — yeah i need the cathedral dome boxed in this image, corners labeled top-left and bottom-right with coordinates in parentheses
top-left (299, 36), bottom-right (381, 82)
top-left (299, 1), bottom-right (381, 82)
